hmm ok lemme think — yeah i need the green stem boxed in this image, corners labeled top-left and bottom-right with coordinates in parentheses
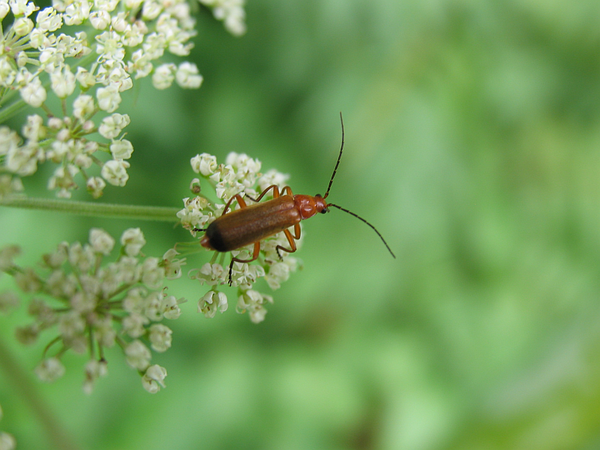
top-left (0, 195), bottom-right (180, 222)
top-left (0, 97), bottom-right (30, 123)
top-left (0, 335), bottom-right (81, 450)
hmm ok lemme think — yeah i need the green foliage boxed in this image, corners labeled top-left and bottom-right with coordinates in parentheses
top-left (2, 0), bottom-right (600, 449)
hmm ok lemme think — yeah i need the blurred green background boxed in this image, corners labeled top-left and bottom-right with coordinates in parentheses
top-left (3, 0), bottom-right (600, 449)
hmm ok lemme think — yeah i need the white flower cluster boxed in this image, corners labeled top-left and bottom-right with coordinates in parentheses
top-left (0, 0), bottom-right (245, 198)
top-left (177, 152), bottom-right (301, 323)
top-left (0, 228), bottom-right (186, 393)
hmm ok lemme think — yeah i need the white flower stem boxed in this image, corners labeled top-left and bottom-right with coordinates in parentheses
top-left (0, 336), bottom-right (81, 450)
top-left (0, 195), bottom-right (180, 222)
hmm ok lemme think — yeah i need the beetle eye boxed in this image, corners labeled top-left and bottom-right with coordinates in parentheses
top-left (320, 208), bottom-right (328, 214)
top-left (315, 194), bottom-right (322, 198)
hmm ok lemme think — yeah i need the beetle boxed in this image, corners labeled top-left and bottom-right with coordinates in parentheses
top-left (196, 113), bottom-right (396, 285)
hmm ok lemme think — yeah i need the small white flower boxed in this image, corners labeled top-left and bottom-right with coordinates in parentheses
top-left (89, 228), bottom-right (115, 255)
top-left (122, 312), bottom-right (148, 338)
top-left (198, 290), bottom-right (228, 318)
top-left (142, 1), bottom-right (162, 20)
top-left (50, 65), bottom-right (76, 98)
top-left (22, 114), bottom-right (45, 141)
top-left (120, 228), bottom-right (145, 257)
top-left (191, 153), bottom-right (217, 176)
top-left (83, 359), bottom-right (108, 394)
top-left (35, 357), bottom-right (65, 382)
top-left (152, 63), bottom-right (175, 90)
top-left (161, 295), bottom-right (182, 319)
top-left (89, 9), bottom-right (110, 29)
top-left (258, 169), bottom-right (289, 193)
top-left (96, 84), bottom-right (122, 112)
top-left (162, 248), bottom-right (185, 280)
top-left (63, 0), bottom-right (90, 25)
top-left (142, 32), bottom-right (166, 60)
top-left (42, 243), bottom-right (68, 269)
top-left (91, 314), bottom-right (116, 346)
top-left (113, 257), bottom-right (140, 286)
top-left (67, 241), bottom-right (94, 272)
top-left (20, 77), bottom-right (47, 107)
top-left (106, 65), bottom-right (132, 92)
top-left (101, 159), bottom-right (130, 186)
top-left (111, 11), bottom-right (128, 32)
top-left (86, 176), bottom-right (106, 198)
top-left (0, 2), bottom-right (10, 19)
top-left (124, 0), bottom-right (143, 9)
top-left (98, 113), bottom-right (130, 139)
top-left (96, 30), bottom-right (124, 60)
top-left (10, 0), bottom-right (38, 17)
top-left (125, 340), bottom-right (151, 371)
top-left (175, 62), bottom-right (203, 89)
top-left (28, 27), bottom-right (46, 49)
top-left (0, 174), bottom-right (24, 198)
top-left (143, 291), bottom-right (163, 321)
top-left (148, 324), bottom-right (172, 352)
top-left (127, 49), bottom-right (153, 79)
top-left (73, 94), bottom-right (95, 120)
top-left (0, 432), bottom-right (16, 450)
top-left (36, 6), bottom-right (62, 32)
top-left (176, 196), bottom-right (213, 230)
top-left (190, 263), bottom-right (226, 286)
top-left (141, 257), bottom-right (165, 290)
top-left (237, 289), bottom-right (272, 324)
top-left (109, 139), bottom-right (133, 160)
top-left (0, 58), bottom-right (16, 87)
top-left (13, 17), bottom-right (34, 35)
top-left (142, 364), bottom-right (167, 393)
top-left (94, 0), bottom-right (119, 12)
top-left (264, 261), bottom-right (290, 290)
top-left (75, 67), bottom-right (96, 89)
top-left (122, 21), bottom-right (145, 47)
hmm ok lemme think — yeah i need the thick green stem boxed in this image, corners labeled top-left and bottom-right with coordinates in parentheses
top-left (0, 195), bottom-right (180, 222)
top-left (0, 335), bottom-right (81, 450)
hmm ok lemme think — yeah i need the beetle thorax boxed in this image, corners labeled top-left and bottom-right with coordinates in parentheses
top-left (294, 194), bottom-right (328, 220)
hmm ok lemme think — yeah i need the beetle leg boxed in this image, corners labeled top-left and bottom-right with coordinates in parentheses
top-left (292, 222), bottom-right (301, 240)
top-left (222, 193), bottom-right (247, 215)
top-left (275, 228), bottom-right (297, 260)
top-left (194, 193), bottom-right (247, 233)
top-left (228, 242), bottom-right (261, 286)
top-left (245, 185), bottom-right (283, 203)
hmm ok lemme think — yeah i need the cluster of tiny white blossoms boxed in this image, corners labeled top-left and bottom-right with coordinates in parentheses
top-left (177, 152), bottom-right (301, 323)
top-left (0, 0), bottom-right (246, 198)
top-left (199, 0), bottom-right (245, 36)
top-left (0, 404), bottom-right (16, 450)
top-left (0, 228), bottom-right (186, 393)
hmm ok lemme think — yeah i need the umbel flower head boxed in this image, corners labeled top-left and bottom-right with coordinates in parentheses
top-left (0, 0), bottom-right (246, 199)
top-left (177, 152), bottom-right (302, 323)
top-left (0, 228), bottom-right (186, 393)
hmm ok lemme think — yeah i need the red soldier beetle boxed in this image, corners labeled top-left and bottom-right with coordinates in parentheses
top-left (195, 113), bottom-right (396, 285)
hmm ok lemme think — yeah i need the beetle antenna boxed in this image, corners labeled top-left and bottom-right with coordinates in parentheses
top-left (327, 203), bottom-right (396, 258)
top-left (324, 112), bottom-right (345, 199)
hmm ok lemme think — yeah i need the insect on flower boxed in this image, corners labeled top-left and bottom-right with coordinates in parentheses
top-left (195, 113), bottom-right (396, 284)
